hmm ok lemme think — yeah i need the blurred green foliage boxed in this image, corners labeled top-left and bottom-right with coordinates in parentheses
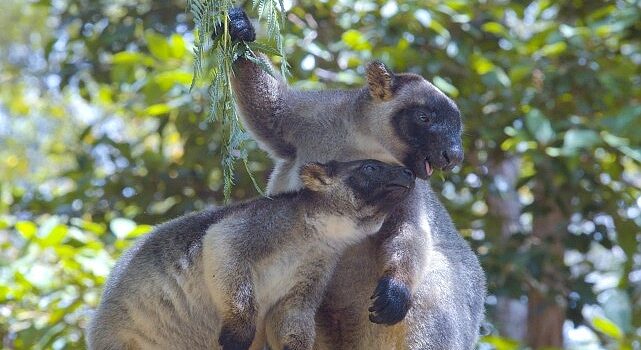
top-left (0, 0), bottom-right (640, 349)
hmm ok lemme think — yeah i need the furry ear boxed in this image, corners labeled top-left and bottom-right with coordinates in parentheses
top-left (366, 61), bottom-right (395, 101)
top-left (300, 163), bottom-right (332, 192)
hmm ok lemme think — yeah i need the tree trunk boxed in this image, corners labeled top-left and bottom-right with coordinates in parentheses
top-left (526, 288), bottom-right (565, 348)
top-left (526, 179), bottom-right (566, 348)
top-left (487, 156), bottom-right (528, 341)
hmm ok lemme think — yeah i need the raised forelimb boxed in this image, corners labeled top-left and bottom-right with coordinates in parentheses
top-left (368, 187), bottom-right (428, 325)
top-left (226, 8), bottom-right (363, 162)
top-left (218, 7), bottom-right (293, 159)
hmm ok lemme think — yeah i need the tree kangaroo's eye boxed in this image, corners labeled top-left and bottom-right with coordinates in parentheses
top-left (415, 110), bottom-right (434, 123)
top-left (363, 164), bottom-right (377, 172)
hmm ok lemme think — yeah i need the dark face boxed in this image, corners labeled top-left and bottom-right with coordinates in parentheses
top-left (335, 160), bottom-right (415, 210)
top-left (392, 90), bottom-right (464, 179)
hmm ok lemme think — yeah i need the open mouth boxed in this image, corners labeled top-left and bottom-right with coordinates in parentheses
top-left (407, 155), bottom-right (436, 179)
top-left (424, 159), bottom-right (434, 177)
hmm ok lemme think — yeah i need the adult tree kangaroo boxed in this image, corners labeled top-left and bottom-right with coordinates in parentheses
top-left (227, 8), bottom-right (486, 349)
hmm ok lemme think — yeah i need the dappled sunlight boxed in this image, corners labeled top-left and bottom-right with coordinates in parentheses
top-left (1, 0), bottom-right (640, 349)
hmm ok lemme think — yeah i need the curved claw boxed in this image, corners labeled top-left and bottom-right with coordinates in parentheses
top-left (368, 276), bottom-right (412, 325)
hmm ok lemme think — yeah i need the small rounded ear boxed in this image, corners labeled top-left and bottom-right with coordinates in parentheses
top-left (366, 61), bottom-right (395, 101)
top-left (300, 163), bottom-right (332, 192)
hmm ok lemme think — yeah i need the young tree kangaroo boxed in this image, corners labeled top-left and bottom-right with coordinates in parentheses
top-left (227, 8), bottom-right (486, 349)
top-left (87, 160), bottom-right (415, 350)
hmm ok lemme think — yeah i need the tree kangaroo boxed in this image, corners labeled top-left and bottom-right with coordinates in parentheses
top-left (87, 160), bottom-right (415, 350)
top-left (227, 8), bottom-right (486, 349)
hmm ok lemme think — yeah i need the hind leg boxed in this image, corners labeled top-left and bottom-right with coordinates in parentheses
top-left (265, 301), bottom-right (317, 350)
top-left (265, 256), bottom-right (336, 350)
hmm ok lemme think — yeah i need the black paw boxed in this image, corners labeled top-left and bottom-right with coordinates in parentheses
top-left (368, 276), bottom-right (412, 325)
top-left (211, 8), bottom-right (256, 42)
top-left (218, 326), bottom-right (254, 350)
top-left (228, 7), bottom-right (256, 42)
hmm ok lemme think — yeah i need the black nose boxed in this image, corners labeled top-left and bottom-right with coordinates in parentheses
top-left (442, 147), bottom-right (464, 170)
top-left (387, 167), bottom-right (415, 189)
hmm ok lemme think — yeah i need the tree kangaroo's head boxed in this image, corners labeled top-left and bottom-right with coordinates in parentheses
top-left (363, 62), bottom-right (463, 180)
top-left (300, 159), bottom-right (414, 221)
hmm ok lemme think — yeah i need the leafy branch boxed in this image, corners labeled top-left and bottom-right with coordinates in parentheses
top-left (187, 0), bottom-right (288, 200)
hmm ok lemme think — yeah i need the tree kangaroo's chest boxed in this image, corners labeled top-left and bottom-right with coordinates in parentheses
top-left (252, 246), bottom-right (307, 312)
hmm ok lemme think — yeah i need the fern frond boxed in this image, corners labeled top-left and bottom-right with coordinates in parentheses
top-left (189, 0), bottom-right (288, 200)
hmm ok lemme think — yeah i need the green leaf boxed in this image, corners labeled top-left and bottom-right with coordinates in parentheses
top-left (592, 316), bottom-right (623, 339)
top-left (617, 146), bottom-right (641, 162)
top-left (15, 221), bottom-right (37, 240)
top-left (482, 22), bottom-right (507, 35)
top-left (70, 218), bottom-right (106, 235)
top-left (509, 64), bottom-right (532, 83)
top-left (525, 109), bottom-right (555, 145)
top-left (602, 132), bottom-right (629, 148)
top-left (145, 104), bottom-right (172, 116)
top-left (112, 52), bottom-right (154, 66)
top-left (601, 289), bottom-right (633, 334)
top-left (563, 129), bottom-right (601, 151)
top-left (0, 218), bottom-right (9, 230)
top-left (169, 34), bottom-right (186, 59)
top-left (342, 29), bottom-right (371, 51)
top-left (471, 54), bottom-right (495, 75)
top-left (493, 67), bottom-right (511, 87)
top-left (127, 224), bottom-right (152, 239)
top-left (432, 76), bottom-right (459, 97)
top-left (481, 335), bottom-right (520, 350)
top-left (41, 224), bottom-right (67, 247)
top-left (154, 70), bottom-right (192, 90)
top-left (145, 31), bottom-right (171, 61)
top-left (539, 41), bottom-right (567, 57)
top-left (600, 131), bottom-right (641, 161)
top-left (244, 51), bottom-right (278, 79)
top-left (600, 105), bottom-right (641, 140)
top-left (429, 19), bottom-right (451, 39)
top-left (248, 41), bottom-right (282, 57)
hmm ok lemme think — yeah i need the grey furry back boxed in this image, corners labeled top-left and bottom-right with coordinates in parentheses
top-left (86, 208), bottom-right (229, 350)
